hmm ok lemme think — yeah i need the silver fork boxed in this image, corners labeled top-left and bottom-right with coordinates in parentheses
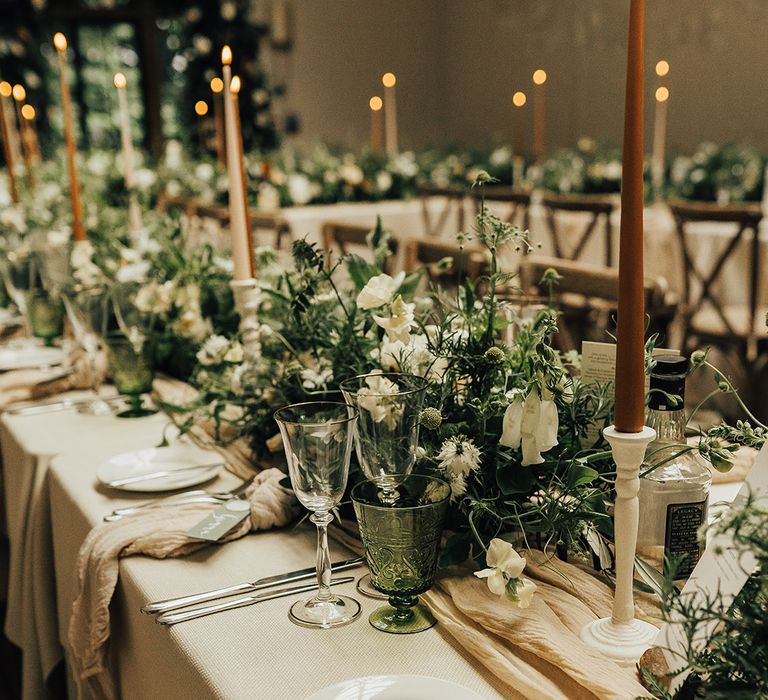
top-left (103, 475), bottom-right (255, 521)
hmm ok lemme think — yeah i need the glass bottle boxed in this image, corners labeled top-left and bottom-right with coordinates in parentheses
top-left (637, 355), bottom-right (711, 580)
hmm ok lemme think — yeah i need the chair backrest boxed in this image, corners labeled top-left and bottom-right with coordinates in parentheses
top-left (321, 221), bottom-right (399, 274)
top-left (667, 199), bottom-right (763, 353)
top-left (470, 185), bottom-right (532, 232)
top-left (417, 183), bottom-right (468, 237)
top-left (404, 238), bottom-right (488, 289)
top-left (542, 193), bottom-right (617, 267)
top-left (517, 255), bottom-right (675, 350)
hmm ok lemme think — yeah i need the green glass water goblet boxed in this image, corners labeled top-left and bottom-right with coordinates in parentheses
top-left (28, 290), bottom-right (64, 346)
top-left (351, 474), bottom-right (450, 634)
top-left (104, 334), bottom-right (157, 418)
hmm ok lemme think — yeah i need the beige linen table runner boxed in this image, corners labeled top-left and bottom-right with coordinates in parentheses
top-left (67, 468), bottom-right (298, 700)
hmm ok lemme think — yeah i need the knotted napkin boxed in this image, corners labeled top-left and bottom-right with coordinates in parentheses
top-left (67, 468), bottom-right (299, 700)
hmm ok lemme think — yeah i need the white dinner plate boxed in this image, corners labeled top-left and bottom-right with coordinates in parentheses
top-left (305, 675), bottom-right (487, 700)
top-left (97, 444), bottom-right (224, 492)
top-left (0, 345), bottom-right (66, 371)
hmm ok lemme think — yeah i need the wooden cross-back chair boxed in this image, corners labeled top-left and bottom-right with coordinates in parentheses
top-left (542, 193), bottom-right (617, 267)
top-left (417, 184), bottom-right (468, 238)
top-left (404, 238), bottom-right (488, 291)
top-left (321, 221), bottom-right (399, 275)
top-left (668, 199), bottom-right (765, 365)
top-left (516, 255), bottom-right (677, 352)
top-left (470, 185), bottom-right (532, 233)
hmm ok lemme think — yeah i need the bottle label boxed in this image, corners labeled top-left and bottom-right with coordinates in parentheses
top-left (664, 499), bottom-right (707, 579)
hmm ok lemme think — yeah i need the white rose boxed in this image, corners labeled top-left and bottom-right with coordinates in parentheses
top-left (356, 272), bottom-right (404, 310)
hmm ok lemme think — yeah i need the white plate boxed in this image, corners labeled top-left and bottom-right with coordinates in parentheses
top-left (0, 345), bottom-right (66, 371)
top-left (97, 444), bottom-right (224, 492)
top-left (305, 675), bottom-right (487, 700)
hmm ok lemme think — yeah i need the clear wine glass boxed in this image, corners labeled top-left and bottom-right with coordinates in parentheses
top-left (0, 248), bottom-right (38, 340)
top-left (63, 292), bottom-right (113, 415)
top-left (340, 372), bottom-right (429, 598)
top-left (274, 401), bottom-right (362, 629)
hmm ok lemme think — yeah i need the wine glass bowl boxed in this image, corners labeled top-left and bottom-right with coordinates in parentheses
top-left (351, 474), bottom-right (450, 634)
top-left (28, 289), bottom-right (64, 346)
top-left (274, 401), bottom-right (362, 629)
top-left (103, 333), bottom-right (157, 418)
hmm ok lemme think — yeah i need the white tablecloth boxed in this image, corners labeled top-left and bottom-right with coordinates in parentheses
top-left (2, 400), bottom-right (509, 699)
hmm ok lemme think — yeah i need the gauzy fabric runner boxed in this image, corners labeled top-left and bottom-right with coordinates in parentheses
top-left (66, 468), bottom-right (299, 700)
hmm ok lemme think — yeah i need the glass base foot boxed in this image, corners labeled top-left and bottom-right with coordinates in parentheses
top-left (356, 573), bottom-right (388, 600)
top-left (77, 399), bottom-right (113, 416)
top-left (288, 595), bottom-right (361, 629)
top-left (369, 602), bottom-right (436, 634)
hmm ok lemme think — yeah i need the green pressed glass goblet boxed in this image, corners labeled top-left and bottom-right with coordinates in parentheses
top-left (351, 474), bottom-right (450, 634)
top-left (104, 334), bottom-right (157, 418)
top-left (28, 290), bottom-right (64, 346)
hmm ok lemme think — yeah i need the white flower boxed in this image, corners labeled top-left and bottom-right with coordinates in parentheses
top-left (437, 436), bottom-right (481, 478)
top-left (474, 538), bottom-right (536, 607)
top-left (224, 341), bottom-right (244, 364)
top-left (355, 372), bottom-right (403, 429)
top-left (117, 260), bottom-right (150, 283)
top-left (135, 280), bottom-right (173, 315)
top-left (287, 173), bottom-right (313, 205)
top-left (373, 295), bottom-right (414, 343)
top-left (375, 171), bottom-right (393, 193)
top-left (499, 390), bottom-right (559, 466)
top-left (356, 271), bottom-right (404, 310)
top-left (46, 229), bottom-right (69, 247)
top-left (195, 162), bottom-right (215, 183)
top-left (133, 168), bottom-right (156, 190)
top-left (300, 361), bottom-right (334, 390)
top-left (196, 335), bottom-right (230, 365)
top-left (257, 183), bottom-right (281, 210)
top-left (85, 152), bottom-right (110, 177)
top-left (448, 471), bottom-right (467, 503)
top-left (339, 163), bottom-right (364, 186)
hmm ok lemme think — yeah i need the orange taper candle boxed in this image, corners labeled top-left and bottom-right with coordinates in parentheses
top-left (614, 0), bottom-right (646, 433)
top-left (0, 81), bottom-right (19, 203)
top-left (54, 32), bottom-right (86, 241)
top-left (230, 75), bottom-right (255, 277)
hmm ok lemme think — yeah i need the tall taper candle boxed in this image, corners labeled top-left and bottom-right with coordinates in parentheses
top-left (382, 72), bottom-right (398, 154)
top-left (651, 86), bottom-right (669, 198)
top-left (230, 75), bottom-right (256, 277)
top-left (614, 0), bottom-right (646, 433)
top-left (11, 84), bottom-right (34, 191)
top-left (210, 77), bottom-right (226, 167)
top-left (512, 91), bottom-right (527, 184)
top-left (221, 46), bottom-right (252, 281)
top-left (532, 69), bottom-right (547, 161)
top-left (20, 104), bottom-right (41, 165)
top-left (54, 33), bottom-right (86, 241)
top-left (369, 96), bottom-right (383, 152)
top-left (114, 73), bottom-right (143, 235)
top-left (0, 82), bottom-right (19, 202)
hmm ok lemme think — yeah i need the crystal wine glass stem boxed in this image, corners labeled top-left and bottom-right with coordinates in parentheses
top-left (310, 511), bottom-right (334, 601)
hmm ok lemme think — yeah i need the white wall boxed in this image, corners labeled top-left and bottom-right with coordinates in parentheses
top-left (282, 0), bottom-right (768, 154)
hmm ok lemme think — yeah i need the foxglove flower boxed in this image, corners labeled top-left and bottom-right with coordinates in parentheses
top-left (499, 390), bottom-right (558, 465)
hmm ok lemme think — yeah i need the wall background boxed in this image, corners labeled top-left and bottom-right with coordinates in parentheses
top-left (278, 0), bottom-right (768, 155)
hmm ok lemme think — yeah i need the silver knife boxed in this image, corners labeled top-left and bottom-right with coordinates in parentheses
top-left (142, 556), bottom-right (365, 615)
top-left (155, 576), bottom-right (355, 625)
top-left (105, 462), bottom-right (224, 488)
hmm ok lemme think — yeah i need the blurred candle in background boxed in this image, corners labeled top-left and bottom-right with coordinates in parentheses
top-left (382, 72), bottom-right (398, 154)
top-left (0, 81), bottom-right (19, 202)
top-left (210, 77), bottom-right (226, 167)
top-left (114, 73), bottom-right (143, 235)
top-left (369, 95), bottom-right (383, 152)
top-left (512, 90), bottom-right (527, 185)
top-left (532, 69), bottom-right (547, 161)
top-left (53, 32), bottom-right (86, 241)
top-left (12, 84), bottom-right (34, 191)
top-left (230, 75), bottom-right (256, 277)
top-left (20, 104), bottom-right (40, 165)
top-left (651, 60), bottom-right (670, 199)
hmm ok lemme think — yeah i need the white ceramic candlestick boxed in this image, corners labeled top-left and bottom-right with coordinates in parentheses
top-left (579, 424), bottom-right (658, 665)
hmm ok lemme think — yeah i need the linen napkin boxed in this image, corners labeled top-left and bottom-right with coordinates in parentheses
top-left (0, 349), bottom-right (106, 410)
top-left (67, 468), bottom-right (299, 700)
top-left (329, 521), bottom-right (654, 700)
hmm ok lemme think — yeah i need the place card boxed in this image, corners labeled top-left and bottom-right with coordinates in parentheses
top-left (654, 440), bottom-right (768, 692)
top-left (581, 340), bottom-right (678, 390)
top-left (185, 498), bottom-right (251, 541)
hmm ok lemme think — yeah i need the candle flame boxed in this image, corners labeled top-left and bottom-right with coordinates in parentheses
top-left (53, 32), bottom-right (67, 51)
top-left (655, 60), bottom-right (670, 77)
top-left (655, 86), bottom-right (670, 103)
top-left (532, 69), bottom-right (547, 85)
top-left (230, 75), bottom-right (241, 94)
top-left (382, 72), bottom-right (396, 88)
top-left (194, 100), bottom-right (209, 116)
top-left (369, 95), bottom-right (383, 111)
top-left (221, 45), bottom-right (232, 65)
top-left (113, 72), bottom-right (127, 89)
top-left (21, 104), bottom-right (35, 120)
top-left (11, 84), bottom-right (25, 102)
top-left (0, 81), bottom-right (10, 97)
top-left (512, 91), bottom-right (527, 107)
top-left (210, 77), bottom-right (224, 93)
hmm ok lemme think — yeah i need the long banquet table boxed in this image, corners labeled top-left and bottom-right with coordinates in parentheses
top-left (2, 398), bottom-right (511, 700)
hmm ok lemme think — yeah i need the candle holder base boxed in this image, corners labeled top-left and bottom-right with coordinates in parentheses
top-left (230, 278), bottom-right (261, 359)
top-left (579, 617), bottom-right (658, 666)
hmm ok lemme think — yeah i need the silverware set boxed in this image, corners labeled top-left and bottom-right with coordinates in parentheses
top-left (143, 558), bottom-right (365, 625)
top-left (6, 393), bottom-right (128, 416)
